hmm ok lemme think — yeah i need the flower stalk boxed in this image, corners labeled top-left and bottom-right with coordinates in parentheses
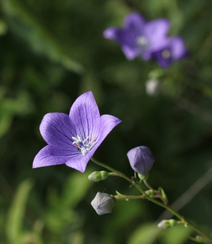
top-left (91, 157), bottom-right (212, 243)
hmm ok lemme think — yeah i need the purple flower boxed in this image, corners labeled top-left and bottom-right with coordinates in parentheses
top-left (91, 192), bottom-right (114, 215)
top-left (33, 91), bottom-right (121, 173)
top-left (151, 37), bottom-right (187, 68)
top-left (127, 146), bottom-right (155, 175)
top-left (103, 12), bottom-right (170, 61)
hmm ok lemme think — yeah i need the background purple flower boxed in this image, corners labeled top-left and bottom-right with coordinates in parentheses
top-left (103, 12), bottom-right (170, 61)
top-left (151, 37), bottom-right (187, 68)
top-left (33, 91), bottom-right (121, 173)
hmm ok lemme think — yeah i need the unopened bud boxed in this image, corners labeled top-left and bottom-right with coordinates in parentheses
top-left (127, 146), bottom-right (155, 175)
top-left (88, 171), bottom-right (109, 182)
top-left (145, 78), bottom-right (160, 96)
top-left (195, 235), bottom-right (205, 243)
top-left (145, 189), bottom-right (155, 198)
top-left (91, 192), bottom-right (115, 215)
top-left (158, 219), bottom-right (177, 229)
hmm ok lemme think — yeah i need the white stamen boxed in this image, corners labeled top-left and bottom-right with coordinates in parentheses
top-left (72, 135), bottom-right (97, 155)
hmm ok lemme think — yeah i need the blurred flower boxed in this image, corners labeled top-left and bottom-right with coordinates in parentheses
top-left (151, 37), bottom-right (187, 68)
top-left (33, 91), bottom-right (121, 172)
top-left (103, 12), bottom-right (170, 61)
top-left (145, 78), bottom-right (160, 95)
top-left (91, 192), bottom-right (114, 215)
top-left (127, 146), bottom-right (155, 175)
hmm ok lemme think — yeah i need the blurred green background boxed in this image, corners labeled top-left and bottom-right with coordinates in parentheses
top-left (1, 0), bottom-right (212, 243)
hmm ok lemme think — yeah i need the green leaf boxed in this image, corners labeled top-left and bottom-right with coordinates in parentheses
top-left (2, 0), bottom-right (83, 74)
top-left (6, 179), bottom-right (34, 244)
top-left (128, 223), bottom-right (160, 244)
top-left (159, 225), bottom-right (193, 244)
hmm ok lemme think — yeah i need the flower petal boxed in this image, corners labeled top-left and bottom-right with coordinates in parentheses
top-left (151, 37), bottom-right (187, 68)
top-left (124, 12), bottom-right (146, 35)
top-left (69, 91), bottom-right (100, 140)
top-left (33, 145), bottom-right (79, 168)
top-left (40, 113), bottom-right (75, 147)
top-left (144, 19), bottom-right (170, 51)
top-left (103, 27), bottom-right (120, 41)
top-left (104, 27), bottom-right (142, 60)
top-left (66, 114), bottom-right (121, 172)
top-left (65, 154), bottom-right (91, 173)
top-left (169, 37), bottom-right (187, 60)
top-left (98, 114), bottom-right (121, 143)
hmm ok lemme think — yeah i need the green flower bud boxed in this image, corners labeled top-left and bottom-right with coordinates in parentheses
top-left (88, 171), bottom-right (109, 182)
top-left (158, 219), bottom-right (177, 229)
top-left (145, 189), bottom-right (155, 198)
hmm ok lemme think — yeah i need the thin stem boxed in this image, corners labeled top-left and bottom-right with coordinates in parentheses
top-left (91, 157), bottom-right (132, 184)
top-left (115, 194), bottom-right (145, 201)
top-left (143, 180), bottom-right (153, 190)
top-left (90, 157), bottom-right (212, 243)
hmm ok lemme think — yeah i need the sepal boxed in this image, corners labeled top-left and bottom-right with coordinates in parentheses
top-left (138, 173), bottom-right (149, 181)
top-left (158, 187), bottom-right (168, 204)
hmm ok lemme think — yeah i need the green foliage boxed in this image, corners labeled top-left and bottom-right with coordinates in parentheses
top-left (128, 223), bottom-right (160, 244)
top-left (6, 179), bottom-right (35, 244)
top-left (159, 225), bottom-right (193, 244)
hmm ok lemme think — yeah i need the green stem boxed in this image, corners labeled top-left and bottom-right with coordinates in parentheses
top-left (115, 194), bottom-right (145, 201)
top-left (91, 157), bottom-right (132, 184)
top-left (91, 157), bottom-right (212, 243)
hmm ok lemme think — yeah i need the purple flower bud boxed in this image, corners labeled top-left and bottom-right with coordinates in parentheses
top-left (127, 146), bottom-right (155, 175)
top-left (91, 192), bottom-right (114, 215)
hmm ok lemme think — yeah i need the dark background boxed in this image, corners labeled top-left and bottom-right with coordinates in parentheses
top-left (1, 0), bottom-right (212, 243)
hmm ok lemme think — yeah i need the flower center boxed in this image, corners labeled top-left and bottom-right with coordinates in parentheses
top-left (72, 135), bottom-right (97, 155)
top-left (162, 49), bottom-right (171, 59)
top-left (136, 36), bottom-right (149, 50)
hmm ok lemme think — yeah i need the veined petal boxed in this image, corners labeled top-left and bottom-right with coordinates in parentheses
top-left (98, 114), bottom-right (121, 143)
top-left (69, 91), bottom-right (101, 140)
top-left (40, 113), bottom-right (75, 147)
top-left (65, 154), bottom-right (91, 173)
top-left (33, 145), bottom-right (79, 168)
top-left (66, 115), bottom-right (121, 172)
